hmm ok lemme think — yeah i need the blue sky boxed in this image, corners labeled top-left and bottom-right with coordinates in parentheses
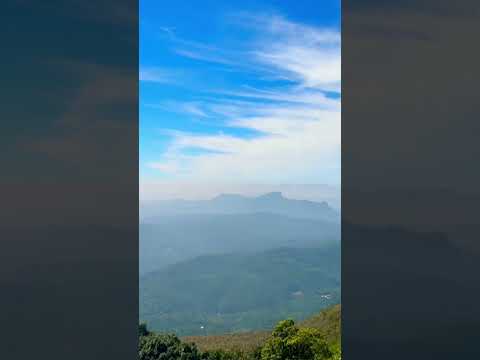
top-left (140, 0), bottom-right (340, 199)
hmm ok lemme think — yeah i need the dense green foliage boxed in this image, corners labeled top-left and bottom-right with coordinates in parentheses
top-left (140, 247), bottom-right (340, 335)
top-left (299, 304), bottom-right (341, 345)
top-left (185, 305), bottom-right (340, 354)
top-left (139, 333), bottom-right (201, 360)
top-left (260, 320), bottom-right (336, 360)
top-left (201, 349), bottom-right (260, 360)
top-left (138, 306), bottom-right (341, 360)
top-left (140, 322), bottom-right (150, 337)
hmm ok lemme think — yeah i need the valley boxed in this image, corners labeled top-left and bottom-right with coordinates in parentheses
top-left (139, 193), bottom-right (340, 336)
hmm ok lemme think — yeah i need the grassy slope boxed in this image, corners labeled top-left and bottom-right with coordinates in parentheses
top-left (183, 304), bottom-right (340, 353)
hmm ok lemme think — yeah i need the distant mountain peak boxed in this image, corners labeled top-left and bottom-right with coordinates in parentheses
top-left (256, 192), bottom-right (284, 200)
top-left (141, 191), bottom-right (339, 224)
top-left (213, 193), bottom-right (246, 201)
top-left (213, 192), bottom-right (285, 201)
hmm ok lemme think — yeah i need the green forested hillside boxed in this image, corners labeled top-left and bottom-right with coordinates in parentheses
top-left (140, 246), bottom-right (340, 335)
top-left (183, 305), bottom-right (341, 353)
top-left (138, 305), bottom-right (341, 360)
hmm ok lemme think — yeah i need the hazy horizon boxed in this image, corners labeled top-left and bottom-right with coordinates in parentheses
top-left (140, 182), bottom-right (341, 209)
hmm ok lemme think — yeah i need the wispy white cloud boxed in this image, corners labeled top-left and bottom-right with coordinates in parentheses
top-left (216, 87), bottom-right (340, 108)
top-left (149, 105), bottom-right (340, 183)
top-left (256, 47), bottom-right (340, 91)
top-left (148, 160), bottom-right (182, 173)
top-left (168, 14), bottom-right (340, 91)
top-left (248, 14), bottom-right (341, 91)
top-left (171, 35), bottom-right (276, 74)
top-left (140, 67), bottom-right (177, 83)
top-left (146, 14), bottom-right (341, 185)
top-left (174, 48), bottom-right (238, 66)
top-left (145, 101), bottom-right (209, 117)
top-left (159, 26), bottom-right (176, 37)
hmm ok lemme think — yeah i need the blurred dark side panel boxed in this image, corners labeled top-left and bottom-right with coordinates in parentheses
top-left (343, 0), bottom-right (480, 358)
top-left (0, 1), bottom-right (138, 359)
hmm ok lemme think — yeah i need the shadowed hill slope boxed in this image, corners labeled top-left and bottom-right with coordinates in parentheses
top-left (140, 247), bottom-right (340, 335)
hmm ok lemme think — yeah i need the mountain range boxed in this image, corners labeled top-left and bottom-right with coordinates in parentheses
top-left (139, 192), bottom-right (340, 335)
top-left (140, 192), bottom-right (339, 222)
top-left (140, 193), bottom-right (339, 275)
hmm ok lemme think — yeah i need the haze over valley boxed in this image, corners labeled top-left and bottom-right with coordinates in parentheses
top-left (140, 192), bottom-right (340, 335)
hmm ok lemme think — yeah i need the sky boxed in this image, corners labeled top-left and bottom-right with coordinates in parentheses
top-left (140, 0), bottom-right (341, 201)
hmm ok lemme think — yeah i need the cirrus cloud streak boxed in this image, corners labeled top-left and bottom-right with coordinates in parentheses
top-left (145, 14), bottom-right (341, 186)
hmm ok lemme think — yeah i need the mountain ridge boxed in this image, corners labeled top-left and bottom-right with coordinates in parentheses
top-left (141, 192), bottom-right (339, 223)
top-left (140, 212), bottom-right (340, 275)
